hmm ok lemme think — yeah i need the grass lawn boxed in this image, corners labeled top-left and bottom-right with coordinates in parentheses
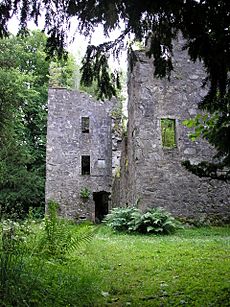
top-left (84, 226), bottom-right (230, 306)
top-left (1, 223), bottom-right (229, 306)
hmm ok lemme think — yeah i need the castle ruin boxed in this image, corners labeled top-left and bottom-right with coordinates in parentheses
top-left (46, 37), bottom-right (230, 223)
top-left (46, 90), bottom-right (115, 221)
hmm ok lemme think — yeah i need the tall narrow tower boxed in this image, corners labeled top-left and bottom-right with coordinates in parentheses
top-left (46, 88), bottom-right (114, 221)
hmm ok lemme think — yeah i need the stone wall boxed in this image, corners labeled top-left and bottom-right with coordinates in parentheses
top-left (46, 38), bottom-right (230, 224)
top-left (116, 36), bottom-right (230, 223)
top-left (46, 88), bottom-right (114, 220)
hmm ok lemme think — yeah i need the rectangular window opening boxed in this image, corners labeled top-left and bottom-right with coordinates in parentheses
top-left (82, 117), bottom-right (89, 133)
top-left (161, 118), bottom-right (177, 148)
top-left (81, 155), bottom-right (90, 175)
top-left (98, 159), bottom-right (106, 169)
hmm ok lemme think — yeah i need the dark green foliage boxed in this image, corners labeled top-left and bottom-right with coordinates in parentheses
top-left (104, 206), bottom-right (180, 234)
top-left (0, 32), bottom-right (49, 217)
top-left (183, 91), bottom-right (230, 179)
top-left (182, 160), bottom-right (229, 181)
top-left (0, 206), bottom-right (98, 306)
top-left (38, 201), bottom-right (96, 259)
top-left (0, 31), bottom-right (76, 218)
top-left (0, 0), bottom-right (229, 176)
top-left (80, 43), bottom-right (121, 100)
top-left (103, 207), bottom-right (141, 232)
top-left (1, 1), bottom-right (229, 100)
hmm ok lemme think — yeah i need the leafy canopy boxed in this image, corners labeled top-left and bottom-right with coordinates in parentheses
top-left (0, 31), bottom-right (49, 217)
top-left (1, 1), bottom-right (229, 97)
top-left (0, 0), bottom-right (230, 176)
top-left (0, 31), bottom-right (76, 218)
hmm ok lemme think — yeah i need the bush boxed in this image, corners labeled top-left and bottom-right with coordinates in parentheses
top-left (0, 218), bottom-right (41, 306)
top-left (80, 187), bottom-right (91, 200)
top-left (38, 200), bottom-right (95, 259)
top-left (0, 203), bottom-right (98, 306)
top-left (103, 207), bottom-right (141, 232)
top-left (104, 206), bottom-right (180, 234)
top-left (138, 207), bottom-right (180, 234)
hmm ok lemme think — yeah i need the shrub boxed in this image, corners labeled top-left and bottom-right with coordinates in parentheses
top-left (104, 206), bottom-right (180, 234)
top-left (80, 187), bottom-right (91, 200)
top-left (0, 203), bottom-right (98, 306)
top-left (137, 207), bottom-right (180, 234)
top-left (0, 218), bottom-right (42, 306)
top-left (103, 207), bottom-right (141, 232)
top-left (38, 200), bottom-right (95, 259)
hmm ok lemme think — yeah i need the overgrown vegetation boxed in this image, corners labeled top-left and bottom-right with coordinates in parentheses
top-left (80, 187), bottom-right (91, 200)
top-left (104, 207), bottom-right (180, 234)
top-left (2, 0), bottom-right (229, 177)
top-left (0, 31), bottom-right (76, 218)
top-left (161, 118), bottom-right (177, 148)
top-left (1, 216), bottom-right (229, 306)
top-left (0, 203), bottom-right (97, 306)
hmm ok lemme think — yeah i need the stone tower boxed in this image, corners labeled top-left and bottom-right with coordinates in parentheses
top-left (113, 36), bottom-right (230, 223)
top-left (46, 37), bottom-right (230, 224)
top-left (46, 89), bottom-right (114, 221)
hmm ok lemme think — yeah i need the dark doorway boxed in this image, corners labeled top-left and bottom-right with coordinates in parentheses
top-left (93, 191), bottom-right (109, 223)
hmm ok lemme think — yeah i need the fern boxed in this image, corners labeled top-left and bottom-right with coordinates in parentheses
top-left (64, 224), bottom-right (96, 254)
top-left (103, 207), bottom-right (141, 232)
top-left (38, 201), bottom-right (96, 259)
top-left (104, 206), bottom-right (181, 235)
top-left (139, 208), bottom-right (181, 234)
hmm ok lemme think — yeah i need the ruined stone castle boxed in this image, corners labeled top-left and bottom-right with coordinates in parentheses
top-left (45, 36), bottom-right (230, 223)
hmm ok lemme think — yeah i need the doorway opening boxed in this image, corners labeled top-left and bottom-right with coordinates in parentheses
top-left (93, 191), bottom-right (109, 223)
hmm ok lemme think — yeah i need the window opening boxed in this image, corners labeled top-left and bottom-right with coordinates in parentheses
top-left (98, 159), bottom-right (106, 169)
top-left (161, 118), bottom-right (176, 148)
top-left (81, 156), bottom-right (90, 175)
top-left (82, 117), bottom-right (89, 133)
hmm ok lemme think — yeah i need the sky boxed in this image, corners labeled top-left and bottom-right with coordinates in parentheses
top-left (8, 15), bottom-right (128, 114)
top-left (8, 15), bottom-right (127, 68)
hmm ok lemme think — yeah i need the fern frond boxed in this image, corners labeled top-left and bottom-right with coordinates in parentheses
top-left (67, 225), bottom-right (96, 254)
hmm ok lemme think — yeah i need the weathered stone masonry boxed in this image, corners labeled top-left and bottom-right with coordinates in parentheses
top-left (46, 89), bottom-right (115, 221)
top-left (114, 37), bottom-right (230, 223)
top-left (46, 36), bottom-right (230, 223)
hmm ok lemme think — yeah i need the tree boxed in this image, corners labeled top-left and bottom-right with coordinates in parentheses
top-left (0, 0), bottom-right (229, 178)
top-left (0, 32), bottom-right (49, 217)
top-left (49, 55), bottom-right (77, 88)
top-left (0, 31), bottom-right (75, 218)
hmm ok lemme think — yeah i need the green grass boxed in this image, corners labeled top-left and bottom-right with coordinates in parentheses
top-left (1, 223), bottom-right (229, 306)
top-left (88, 226), bottom-right (230, 306)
